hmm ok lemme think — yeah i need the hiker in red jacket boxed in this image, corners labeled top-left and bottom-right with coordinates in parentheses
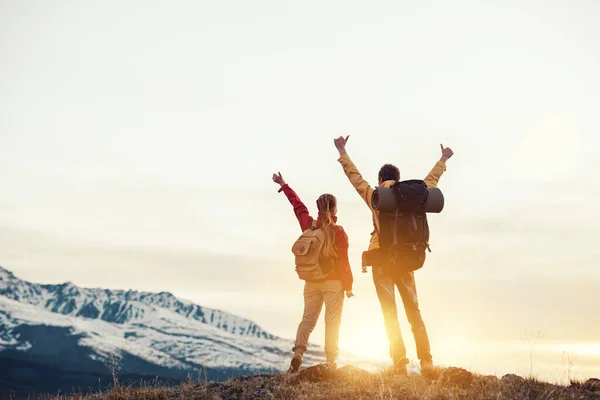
top-left (272, 172), bottom-right (354, 373)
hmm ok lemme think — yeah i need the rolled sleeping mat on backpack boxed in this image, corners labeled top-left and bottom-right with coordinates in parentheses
top-left (371, 186), bottom-right (445, 213)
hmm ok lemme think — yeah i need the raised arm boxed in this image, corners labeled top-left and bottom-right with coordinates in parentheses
top-left (272, 172), bottom-right (314, 231)
top-left (334, 136), bottom-right (375, 210)
top-left (423, 144), bottom-right (454, 188)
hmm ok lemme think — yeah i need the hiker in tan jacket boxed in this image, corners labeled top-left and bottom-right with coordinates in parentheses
top-left (333, 135), bottom-right (454, 375)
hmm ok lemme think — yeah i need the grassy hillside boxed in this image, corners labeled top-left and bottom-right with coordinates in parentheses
top-left (22, 365), bottom-right (600, 400)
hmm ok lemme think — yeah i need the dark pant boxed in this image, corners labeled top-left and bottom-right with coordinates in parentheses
top-left (372, 263), bottom-right (432, 366)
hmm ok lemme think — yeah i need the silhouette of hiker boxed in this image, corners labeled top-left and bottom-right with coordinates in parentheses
top-left (333, 135), bottom-right (454, 375)
top-left (272, 172), bottom-right (354, 373)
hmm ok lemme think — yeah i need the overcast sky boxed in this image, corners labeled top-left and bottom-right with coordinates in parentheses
top-left (1, 0), bottom-right (599, 380)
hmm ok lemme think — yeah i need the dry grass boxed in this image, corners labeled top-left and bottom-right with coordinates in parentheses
top-left (30, 366), bottom-right (600, 400)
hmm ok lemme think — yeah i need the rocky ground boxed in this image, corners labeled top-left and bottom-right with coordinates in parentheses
top-left (24, 365), bottom-right (600, 400)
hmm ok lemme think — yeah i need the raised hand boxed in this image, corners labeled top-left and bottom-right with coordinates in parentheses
top-left (440, 144), bottom-right (454, 162)
top-left (272, 172), bottom-right (286, 186)
top-left (334, 135), bottom-right (350, 156)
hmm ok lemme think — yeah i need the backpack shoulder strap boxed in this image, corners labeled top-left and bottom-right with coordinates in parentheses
top-left (372, 216), bottom-right (379, 236)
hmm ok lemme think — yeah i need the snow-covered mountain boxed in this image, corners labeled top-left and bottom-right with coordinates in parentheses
top-left (0, 266), bottom-right (276, 341)
top-left (0, 265), bottom-right (326, 395)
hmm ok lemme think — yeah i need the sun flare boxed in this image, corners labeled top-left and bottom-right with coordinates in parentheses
top-left (339, 323), bottom-right (389, 361)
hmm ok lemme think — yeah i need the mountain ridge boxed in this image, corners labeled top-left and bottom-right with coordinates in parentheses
top-left (0, 265), bottom-right (277, 339)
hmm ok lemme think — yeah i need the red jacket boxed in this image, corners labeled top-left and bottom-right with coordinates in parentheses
top-left (279, 184), bottom-right (353, 291)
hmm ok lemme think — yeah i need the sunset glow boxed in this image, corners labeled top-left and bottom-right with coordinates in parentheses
top-left (1, 0), bottom-right (599, 394)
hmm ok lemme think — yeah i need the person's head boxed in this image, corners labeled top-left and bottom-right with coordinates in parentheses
top-left (378, 164), bottom-right (400, 185)
top-left (316, 193), bottom-right (337, 225)
top-left (316, 193), bottom-right (338, 259)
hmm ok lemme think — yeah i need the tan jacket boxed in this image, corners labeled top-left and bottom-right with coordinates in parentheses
top-left (337, 153), bottom-right (447, 250)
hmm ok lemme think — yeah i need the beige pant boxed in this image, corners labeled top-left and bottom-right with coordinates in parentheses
top-left (372, 263), bottom-right (432, 365)
top-left (293, 280), bottom-right (344, 363)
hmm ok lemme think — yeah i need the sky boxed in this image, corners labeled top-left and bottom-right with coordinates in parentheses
top-left (1, 0), bottom-right (599, 382)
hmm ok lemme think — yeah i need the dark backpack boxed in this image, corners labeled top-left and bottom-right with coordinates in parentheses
top-left (375, 179), bottom-right (431, 274)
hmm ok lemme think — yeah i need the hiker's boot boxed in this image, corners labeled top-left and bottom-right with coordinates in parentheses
top-left (287, 354), bottom-right (302, 374)
top-left (420, 359), bottom-right (438, 379)
top-left (325, 353), bottom-right (337, 370)
top-left (391, 354), bottom-right (409, 376)
top-left (420, 359), bottom-right (434, 371)
top-left (324, 361), bottom-right (337, 370)
top-left (392, 364), bottom-right (408, 376)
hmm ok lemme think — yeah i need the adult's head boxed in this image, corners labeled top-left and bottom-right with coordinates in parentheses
top-left (378, 164), bottom-right (400, 185)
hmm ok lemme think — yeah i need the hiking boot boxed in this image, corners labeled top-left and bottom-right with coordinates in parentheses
top-left (420, 359), bottom-right (434, 371)
top-left (324, 361), bottom-right (337, 370)
top-left (420, 360), bottom-right (439, 379)
top-left (383, 364), bottom-right (408, 376)
top-left (287, 354), bottom-right (302, 374)
top-left (394, 364), bottom-right (408, 376)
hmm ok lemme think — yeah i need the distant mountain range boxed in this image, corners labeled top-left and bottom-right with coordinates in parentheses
top-left (0, 266), bottom-right (326, 397)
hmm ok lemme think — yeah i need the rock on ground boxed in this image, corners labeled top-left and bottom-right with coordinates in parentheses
top-left (502, 373), bottom-right (526, 385)
top-left (438, 367), bottom-right (474, 389)
top-left (583, 378), bottom-right (600, 392)
top-left (292, 364), bottom-right (370, 383)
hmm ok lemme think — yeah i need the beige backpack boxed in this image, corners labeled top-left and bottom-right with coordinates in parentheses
top-left (291, 219), bottom-right (334, 281)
